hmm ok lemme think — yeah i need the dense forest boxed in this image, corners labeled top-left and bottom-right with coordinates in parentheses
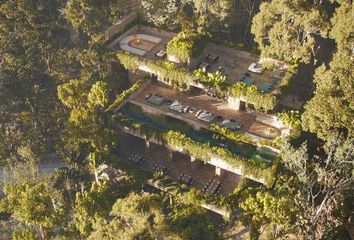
top-left (0, 0), bottom-right (353, 239)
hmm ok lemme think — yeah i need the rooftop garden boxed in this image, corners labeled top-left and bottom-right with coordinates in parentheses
top-left (114, 103), bottom-right (278, 185)
top-left (229, 82), bottom-right (277, 112)
top-left (117, 51), bottom-right (195, 90)
top-left (194, 68), bottom-right (277, 112)
top-left (166, 31), bottom-right (208, 63)
top-left (117, 51), bottom-right (278, 112)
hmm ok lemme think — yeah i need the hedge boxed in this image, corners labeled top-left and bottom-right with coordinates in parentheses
top-left (230, 82), bottom-right (277, 112)
top-left (209, 124), bottom-right (256, 145)
top-left (209, 124), bottom-right (282, 150)
top-left (145, 60), bottom-right (194, 90)
top-left (117, 51), bottom-right (139, 72)
top-left (116, 51), bottom-right (195, 90)
top-left (166, 31), bottom-right (207, 63)
top-left (162, 130), bottom-right (276, 180)
top-left (106, 80), bottom-right (144, 112)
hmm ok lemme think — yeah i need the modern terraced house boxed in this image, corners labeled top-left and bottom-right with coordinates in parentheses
top-left (106, 19), bottom-right (294, 199)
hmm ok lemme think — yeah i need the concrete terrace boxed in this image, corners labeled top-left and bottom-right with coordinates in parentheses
top-left (118, 132), bottom-right (241, 196)
top-left (129, 81), bottom-right (281, 139)
top-left (108, 25), bottom-right (176, 60)
top-left (109, 25), bottom-right (286, 94)
top-left (202, 43), bottom-right (284, 92)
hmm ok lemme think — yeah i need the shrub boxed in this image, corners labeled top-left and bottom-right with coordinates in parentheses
top-left (106, 80), bottom-right (144, 112)
top-left (167, 31), bottom-right (207, 63)
top-left (145, 60), bottom-right (194, 90)
top-left (117, 52), bottom-right (139, 72)
top-left (209, 124), bottom-right (256, 145)
top-left (116, 51), bottom-right (195, 91)
top-left (230, 82), bottom-right (277, 112)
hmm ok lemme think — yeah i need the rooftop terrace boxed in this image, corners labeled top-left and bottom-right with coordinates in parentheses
top-left (128, 81), bottom-right (282, 140)
top-left (110, 25), bottom-right (287, 94)
top-left (109, 25), bottom-right (175, 60)
top-left (202, 43), bottom-right (285, 93)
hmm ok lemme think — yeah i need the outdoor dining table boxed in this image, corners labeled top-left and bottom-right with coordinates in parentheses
top-left (206, 179), bottom-right (221, 194)
top-left (179, 174), bottom-right (193, 185)
top-left (129, 154), bottom-right (144, 164)
top-left (153, 163), bottom-right (168, 173)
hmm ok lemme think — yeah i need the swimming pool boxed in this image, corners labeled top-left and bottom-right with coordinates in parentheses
top-left (119, 103), bottom-right (275, 163)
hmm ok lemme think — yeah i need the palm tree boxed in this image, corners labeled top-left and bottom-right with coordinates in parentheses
top-left (88, 152), bottom-right (109, 185)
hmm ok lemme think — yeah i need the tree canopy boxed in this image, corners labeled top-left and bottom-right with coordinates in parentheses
top-left (0, 0), bottom-right (353, 239)
top-left (251, 0), bottom-right (331, 64)
top-left (302, 1), bottom-right (354, 140)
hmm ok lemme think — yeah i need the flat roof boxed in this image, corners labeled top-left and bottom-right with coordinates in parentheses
top-left (129, 82), bottom-right (281, 140)
top-left (109, 25), bottom-right (176, 60)
top-left (110, 25), bottom-right (287, 93)
top-left (202, 43), bottom-right (285, 93)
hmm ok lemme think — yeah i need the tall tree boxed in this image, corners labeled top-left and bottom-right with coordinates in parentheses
top-left (0, 162), bottom-right (64, 240)
top-left (63, 0), bottom-right (130, 42)
top-left (88, 192), bottom-right (174, 239)
top-left (0, 0), bottom-right (69, 155)
top-left (141, 0), bottom-right (180, 30)
top-left (280, 136), bottom-right (354, 238)
top-left (251, 0), bottom-right (331, 64)
top-left (55, 46), bottom-right (119, 163)
top-left (169, 204), bottom-right (221, 240)
top-left (238, 176), bottom-right (301, 239)
top-left (302, 1), bottom-right (354, 140)
top-left (73, 182), bottom-right (113, 237)
top-left (58, 80), bottom-right (117, 161)
top-left (88, 192), bottom-right (220, 240)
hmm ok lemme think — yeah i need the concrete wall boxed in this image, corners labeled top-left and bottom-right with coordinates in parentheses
top-left (227, 96), bottom-right (242, 110)
top-left (105, 13), bottom-right (139, 42)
